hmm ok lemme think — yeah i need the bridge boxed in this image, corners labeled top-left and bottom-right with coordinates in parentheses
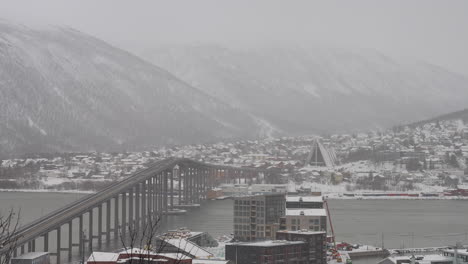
top-left (0, 158), bottom-right (277, 263)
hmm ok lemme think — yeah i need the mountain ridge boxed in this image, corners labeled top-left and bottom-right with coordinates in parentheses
top-left (141, 44), bottom-right (468, 133)
top-left (0, 21), bottom-right (263, 157)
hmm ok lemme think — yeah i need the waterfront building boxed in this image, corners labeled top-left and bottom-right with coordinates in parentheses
top-left (250, 184), bottom-right (288, 195)
top-left (155, 237), bottom-right (215, 259)
top-left (276, 230), bottom-right (327, 264)
top-left (225, 240), bottom-right (308, 264)
top-left (160, 228), bottom-right (218, 247)
top-left (233, 194), bottom-right (286, 241)
top-left (280, 209), bottom-right (327, 232)
top-left (378, 248), bottom-right (468, 264)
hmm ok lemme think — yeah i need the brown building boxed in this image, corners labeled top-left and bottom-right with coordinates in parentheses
top-left (225, 240), bottom-right (308, 264)
top-left (276, 230), bottom-right (327, 264)
top-left (233, 194), bottom-right (286, 241)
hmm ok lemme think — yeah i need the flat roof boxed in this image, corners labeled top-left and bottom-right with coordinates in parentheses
top-left (87, 252), bottom-right (119, 262)
top-left (286, 196), bottom-right (323, 202)
top-left (443, 249), bottom-right (468, 256)
top-left (383, 254), bottom-right (453, 264)
top-left (163, 238), bottom-right (214, 258)
top-left (229, 240), bottom-right (305, 247)
top-left (277, 230), bottom-right (326, 235)
top-left (286, 208), bottom-right (327, 216)
top-left (12, 252), bottom-right (49, 260)
top-left (193, 259), bottom-right (230, 264)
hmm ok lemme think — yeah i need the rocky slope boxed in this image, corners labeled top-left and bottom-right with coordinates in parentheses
top-left (0, 22), bottom-right (260, 156)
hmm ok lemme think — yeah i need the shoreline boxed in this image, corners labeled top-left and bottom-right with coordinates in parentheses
top-left (1, 189), bottom-right (467, 200)
top-left (0, 188), bottom-right (95, 194)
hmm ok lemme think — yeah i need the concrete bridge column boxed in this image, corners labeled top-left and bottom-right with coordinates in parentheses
top-left (68, 221), bottom-right (73, 261)
top-left (147, 178), bottom-right (153, 219)
top-left (156, 174), bottom-right (160, 215)
top-left (135, 184), bottom-right (140, 232)
top-left (203, 169), bottom-right (208, 199)
top-left (122, 192), bottom-right (127, 237)
top-left (190, 167), bottom-right (195, 203)
top-left (128, 187), bottom-right (134, 231)
top-left (114, 195), bottom-right (119, 238)
top-left (44, 232), bottom-right (49, 252)
top-left (164, 171), bottom-right (169, 214)
top-left (31, 239), bottom-right (35, 252)
top-left (141, 180), bottom-right (147, 228)
top-left (56, 227), bottom-right (61, 264)
top-left (98, 204), bottom-right (102, 249)
top-left (79, 215), bottom-right (83, 257)
top-left (88, 209), bottom-right (93, 253)
top-left (185, 168), bottom-right (189, 204)
top-left (152, 176), bottom-right (157, 215)
top-left (159, 173), bottom-right (163, 216)
top-left (177, 169), bottom-right (182, 205)
top-left (106, 200), bottom-right (111, 244)
top-left (193, 168), bottom-right (198, 203)
top-left (170, 169), bottom-right (175, 209)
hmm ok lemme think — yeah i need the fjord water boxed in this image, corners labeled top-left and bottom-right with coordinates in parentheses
top-left (1, 192), bottom-right (467, 263)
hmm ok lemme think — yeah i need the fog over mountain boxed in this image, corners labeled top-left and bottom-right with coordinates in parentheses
top-left (143, 45), bottom-right (468, 133)
top-left (1, 20), bottom-right (468, 157)
top-left (0, 21), bottom-right (261, 156)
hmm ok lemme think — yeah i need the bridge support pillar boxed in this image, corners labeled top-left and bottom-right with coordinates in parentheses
top-left (88, 209), bottom-right (93, 253)
top-left (68, 221), bottom-right (73, 261)
top-left (152, 176), bottom-right (157, 216)
top-left (170, 169), bottom-right (174, 209)
top-left (44, 232), bottom-right (49, 252)
top-left (114, 195), bottom-right (119, 238)
top-left (178, 170), bottom-right (182, 205)
top-left (164, 171), bottom-right (168, 214)
top-left (106, 200), bottom-right (111, 243)
top-left (79, 215), bottom-right (83, 258)
top-left (129, 187), bottom-right (134, 231)
top-left (98, 204), bottom-right (102, 250)
top-left (147, 178), bottom-right (153, 219)
top-left (158, 173), bottom-right (163, 216)
top-left (122, 192), bottom-right (127, 237)
top-left (56, 227), bottom-right (61, 264)
top-left (135, 184), bottom-right (140, 232)
top-left (142, 181), bottom-right (147, 228)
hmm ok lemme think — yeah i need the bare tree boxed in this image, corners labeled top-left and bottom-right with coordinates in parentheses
top-left (0, 209), bottom-right (21, 264)
top-left (109, 214), bottom-right (198, 264)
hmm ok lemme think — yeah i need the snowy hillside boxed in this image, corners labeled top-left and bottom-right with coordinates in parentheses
top-left (0, 21), bottom-right (261, 156)
top-left (142, 45), bottom-right (468, 134)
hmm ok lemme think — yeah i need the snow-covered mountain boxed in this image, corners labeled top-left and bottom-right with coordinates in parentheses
top-left (0, 21), bottom-right (262, 156)
top-left (142, 45), bottom-right (468, 134)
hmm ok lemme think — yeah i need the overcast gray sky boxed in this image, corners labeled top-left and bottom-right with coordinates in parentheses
top-left (1, 0), bottom-right (467, 75)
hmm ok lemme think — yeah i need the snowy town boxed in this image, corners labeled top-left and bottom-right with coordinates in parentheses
top-left (2, 118), bottom-right (468, 198)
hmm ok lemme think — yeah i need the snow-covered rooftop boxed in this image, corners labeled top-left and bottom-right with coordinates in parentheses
top-left (231, 240), bottom-right (305, 247)
top-left (286, 196), bottom-right (323, 202)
